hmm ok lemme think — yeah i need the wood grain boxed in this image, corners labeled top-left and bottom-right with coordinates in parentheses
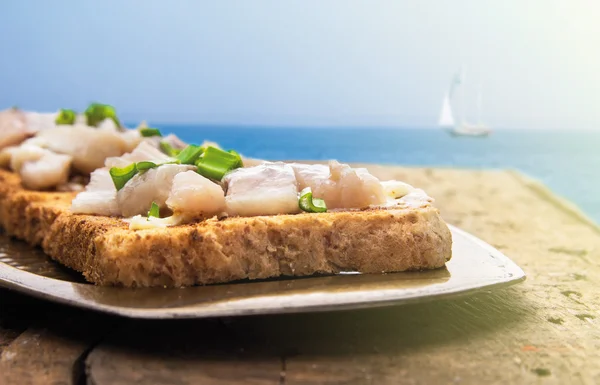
top-left (0, 293), bottom-right (117, 385)
top-left (86, 319), bottom-right (283, 385)
top-left (0, 288), bottom-right (29, 356)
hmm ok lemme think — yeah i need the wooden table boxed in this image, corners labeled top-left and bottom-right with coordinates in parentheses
top-left (1, 166), bottom-right (599, 385)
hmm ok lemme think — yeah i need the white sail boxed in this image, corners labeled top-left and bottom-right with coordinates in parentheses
top-left (440, 68), bottom-right (492, 137)
top-left (438, 93), bottom-right (454, 127)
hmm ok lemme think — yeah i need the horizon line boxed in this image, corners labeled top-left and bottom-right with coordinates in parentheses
top-left (126, 122), bottom-right (596, 131)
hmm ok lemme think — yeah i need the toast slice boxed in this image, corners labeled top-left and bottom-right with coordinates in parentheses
top-left (0, 169), bottom-right (452, 287)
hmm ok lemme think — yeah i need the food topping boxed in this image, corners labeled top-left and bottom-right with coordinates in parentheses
top-left (0, 104), bottom-right (193, 191)
top-left (147, 202), bottom-right (160, 218)
top-left (140, 127), bottom-right (162, 137)
top-left (55, 109), bottom-right (76, 125)
top-left (223, 162), bottom-right (299, 217)
top-left (196, 146), bottom-right (243, 181)
top-left (298, 187), bottom-right (327, 213)
top-left (116, 164), bottom-right (195, 218)
top-left (166, 170), bottom-right (226, 218)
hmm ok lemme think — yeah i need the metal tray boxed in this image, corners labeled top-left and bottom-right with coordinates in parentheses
top-left (0, 225), bottom-right (525, 319)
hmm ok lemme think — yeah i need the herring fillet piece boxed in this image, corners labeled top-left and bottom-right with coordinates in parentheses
top-left (20, 152), bottom-right (72, 190)
top-left (104, 141), bottom-right (173, 168)
top-left (72, 141), bottom-right (181, 217)
top-left (0, 108), bottom-right (29, 149)
top-left (166, 170), bottom-right (226, 217)
top-left (223, 163), bottom-right (300, 217)
top-left (117, 164), bottom-right (195, 217)
top-left (36, 125), bottom-right (129, 174)
top-left (71, 169), bottom-right (121, 216)
top-left (291, 161), bottom-right (387, 209)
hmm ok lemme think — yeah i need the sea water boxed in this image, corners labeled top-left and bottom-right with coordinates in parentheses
top-left (157, 125), bottom-right (599, 223)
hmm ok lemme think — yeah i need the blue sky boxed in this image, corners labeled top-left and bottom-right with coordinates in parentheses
top-left (1, 1), bottom-right (599, 129)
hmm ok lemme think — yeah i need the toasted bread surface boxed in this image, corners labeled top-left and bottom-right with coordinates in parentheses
top-left (0, 168), bottom-right (452, 287)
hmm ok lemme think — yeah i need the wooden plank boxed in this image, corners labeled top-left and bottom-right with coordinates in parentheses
top-left (0, 288), bottom-right (32, 355)
top-left (0, 302), bottom-right (117, 385)
top-left (86, 320), bottom-right (283, 385)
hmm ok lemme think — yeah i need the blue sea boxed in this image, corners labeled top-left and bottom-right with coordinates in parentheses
top-left (158, 125), bottom-right (599, 223)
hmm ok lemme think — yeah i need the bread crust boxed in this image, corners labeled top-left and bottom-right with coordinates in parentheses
top-left (0, 169), bottom-right (453, 287)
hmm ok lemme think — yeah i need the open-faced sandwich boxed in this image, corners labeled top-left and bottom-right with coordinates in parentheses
top-left (0, 106), bottom-right (452, 287)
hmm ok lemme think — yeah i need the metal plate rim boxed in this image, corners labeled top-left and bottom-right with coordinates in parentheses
top-left (0, 224), bottom-right (526, 319)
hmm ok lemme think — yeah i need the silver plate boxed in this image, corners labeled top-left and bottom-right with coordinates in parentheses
top-left (0, 225), bottom-right (525, 319)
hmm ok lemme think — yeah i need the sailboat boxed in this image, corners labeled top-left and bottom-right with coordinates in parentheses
top-left (438, 70), bottom-right (492, 137)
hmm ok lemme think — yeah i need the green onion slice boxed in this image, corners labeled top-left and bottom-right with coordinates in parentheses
top-left (135, 159), bottom-right (180, 173)
top-left (109, 163), bottom-right (138, 191)
top-left (195, 146), bottom-right (243, 181)
top-left (147, 202), bottom-right (160, 218)
top-left (176, 145), bottom-right (204, 165)
top-left (55, 109), bottom-right (76, 125)
top-left (85, 103), bottom-right (121, 128)
top-left (136, 161), bottom-right (158, 172)
top-left (140, 127), bottom-right (162, 137)
top-left (298, 187), bottom-right (327, 213)
top-left (159, 141), bottom-right (181, 157)
top-left (228, 150), bottom-right (244, 168)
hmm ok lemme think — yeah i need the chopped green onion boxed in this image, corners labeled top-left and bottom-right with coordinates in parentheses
top-left (136, 161), bottom-right (158, 172)
top-left (148, 202), bottom-right (160, 218)
top-left (109, 163), bottom-right (138, 191)
top-left (140, 127), bottom-right (162, 137)
top-left (299, 187), bottom-right (327, 213)
top-left (55, 109), bottom-right (76, 125)
top-left (135, 159), bottom-right (180, 173)
top-left (228, 150), bottom-right (244, 168)
top-left (159, 141), bottom-right (181, 157)
top-left (85, 103), bottom-right (121, 128)
top-left (176, 145), bottom-right (204, 165)
top-left (195, 146), bottom-right (243, 181)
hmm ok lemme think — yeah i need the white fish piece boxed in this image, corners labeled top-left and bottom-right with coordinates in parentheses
top-left (105, 141), bottom-right (173, 168)
top-left (84, 168), bottom-right (117, 192)
top-left (20, 151), bottom-right (72, 190)
top-left (332, 162), bottom-right (387, 209)
top-left (120, 129), bottom-right (143, 152)
top-left (223, 163), bottom-right (300, 217)
top-left (23, 112), bottom-right (58, 132)
top-left (71, 190), bottom-right (121, 216)
top-left (290, 163), bottom-right (330, 190)
top-left (166, 171), bottom-right (226, 218)
top-left (290, 163), bottom-right (339, 206)
top-left (290, 161), bottom-right (386, 209)
top-left (70, 167), bottom-right (121, 216)
top-left (381, 180), bottom-right (415, 199)
top-left (36, 124), bottom-right (129, 174)
top-left (0, 108), bottom-right (30, 149)
top-left (9, 144), bottom-right (48, 172)
top-left (117, 164), bottom-right (195, 217)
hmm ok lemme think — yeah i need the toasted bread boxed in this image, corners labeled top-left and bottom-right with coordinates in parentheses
top-left (0, 168), bottom-right (452, 287)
